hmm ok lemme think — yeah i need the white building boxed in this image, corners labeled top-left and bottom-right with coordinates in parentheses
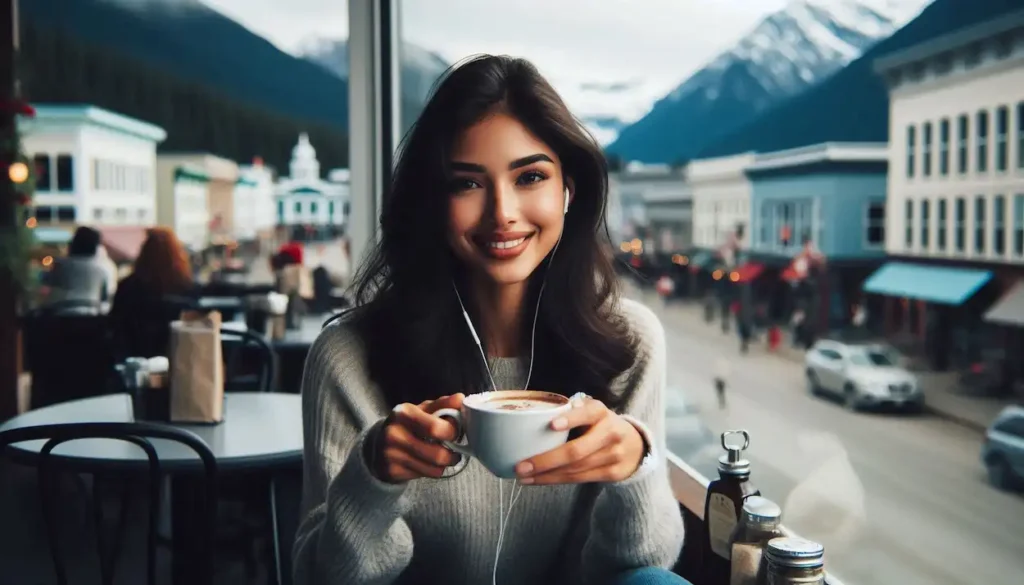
top-left (608, 163), bottom-right (692, 255)
top-left (19, 105), bottom-right (166, 244)
top-left (687, 152), bottom-right (756, 251)
top-left (157, 163), bottom-right (210, 252)
top-left (156, 153), bottom-right (240, 250)
top-left (876, 11), bottom-right (1024, 264)
top-left (274, 134), bottom-right (349, 238)
top-left (236, 159), bottom-right (277, 244)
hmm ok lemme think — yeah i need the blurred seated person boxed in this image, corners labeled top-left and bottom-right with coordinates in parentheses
top-left (43, 226), bottom-right (109, 314)
top-left (109, 227), bottom-right (198, 358)
top-left (274, 242), bottom-right (313, 300)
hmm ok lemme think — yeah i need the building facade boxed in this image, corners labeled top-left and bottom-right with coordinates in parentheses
top-left (872, 10), bottom-right (1024, 371)
top-left (156, 153), bottom-right (240, 249)
top-left (274, 134), bottom-right (349, 241)
top-left (688, 152), bottom-right (755, 252)
top-left (19, 105), bottom-right (166, 249)
top-left (747, 142), bottom-right (889, 325)
top-left (235, 159), bottom-right (277, 247)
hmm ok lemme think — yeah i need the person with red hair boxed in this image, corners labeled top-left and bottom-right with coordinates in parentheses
top-left (110, 228), bottom-right (197, 357)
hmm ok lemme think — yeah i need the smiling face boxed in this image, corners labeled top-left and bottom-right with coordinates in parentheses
top-left (446, 111), bottom-right (569, 287)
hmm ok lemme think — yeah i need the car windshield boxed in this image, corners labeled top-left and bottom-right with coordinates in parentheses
top-left (847, 349), bottom-right (896, 367)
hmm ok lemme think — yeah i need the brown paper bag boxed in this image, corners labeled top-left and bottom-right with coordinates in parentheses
top-left (169, 310), bottom-right (224, 423)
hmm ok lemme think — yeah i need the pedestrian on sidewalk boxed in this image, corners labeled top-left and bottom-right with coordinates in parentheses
top-left (738, 319), bottom-right (752, 354)
top-left (713, 355), bottom-right (731, 409)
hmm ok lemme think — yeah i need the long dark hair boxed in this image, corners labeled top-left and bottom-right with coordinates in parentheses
top-left (349, 55), bottom-right (640, 410)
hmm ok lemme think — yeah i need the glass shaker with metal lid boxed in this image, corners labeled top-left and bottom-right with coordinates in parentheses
top-left (764, 537), bottom-right (826, 585)
top-left (728, 496), bottom-right (784, 585)
top-left (703, 430), bottom-right (761, 585)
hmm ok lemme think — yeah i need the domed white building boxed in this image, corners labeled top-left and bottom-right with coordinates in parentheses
top-left (274, 133), bottom-right (349, 240)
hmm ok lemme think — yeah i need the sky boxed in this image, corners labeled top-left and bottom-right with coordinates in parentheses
top-left (200, 0), bottom-right (790, 96)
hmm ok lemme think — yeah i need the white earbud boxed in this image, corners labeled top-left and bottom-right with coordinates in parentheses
top-left (563, 187), bottom-right (570, 215)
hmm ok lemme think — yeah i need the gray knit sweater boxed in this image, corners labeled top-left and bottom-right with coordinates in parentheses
top-left (292, 298), bottom-right (684, 585)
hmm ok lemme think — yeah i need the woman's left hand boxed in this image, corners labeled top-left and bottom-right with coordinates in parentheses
top-left (514, 397), bottom-right (646, 485)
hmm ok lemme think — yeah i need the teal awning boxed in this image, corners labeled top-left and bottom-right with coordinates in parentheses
top-left (862, 262), bottom-right (992, 305)
top-left (33, 227), bottom-right (72, 245)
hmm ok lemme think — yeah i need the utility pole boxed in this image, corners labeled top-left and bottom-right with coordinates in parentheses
top-left (0, 0), bottom-right (20, 420)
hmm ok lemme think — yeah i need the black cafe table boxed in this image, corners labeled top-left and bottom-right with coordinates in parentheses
top-left (0, 392), bottom-right (303, 585)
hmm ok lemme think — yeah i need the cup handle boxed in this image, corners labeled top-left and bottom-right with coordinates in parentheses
top-left (432, 407), bottom-right (471, 457)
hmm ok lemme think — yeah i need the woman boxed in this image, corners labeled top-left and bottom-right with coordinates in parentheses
top-left (44, 226), bottom-right (108, 311)
top-left (294, 56), bottom-right (686, 585)
top-left (109, 227), bottom-right (196, 357)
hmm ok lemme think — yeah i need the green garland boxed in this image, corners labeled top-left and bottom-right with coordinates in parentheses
top-left (0, 131), bottom-right (36, 294)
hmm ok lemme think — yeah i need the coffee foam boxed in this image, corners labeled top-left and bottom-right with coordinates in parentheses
top-left (484, 398), bottom-right (561, 411)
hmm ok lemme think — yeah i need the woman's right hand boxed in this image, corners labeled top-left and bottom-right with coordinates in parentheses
top-left (372, 393), bottom-right (465, 483)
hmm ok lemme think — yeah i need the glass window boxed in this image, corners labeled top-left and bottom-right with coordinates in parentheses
top-left (311, 201), bottom-right (319, 214)
top-left (995, 106), bottom-right (1008, 172)
top-left (920, 200), bottom-right (930, 249)
top-left (277, 200), bottom-right (285, 224)
top-left (905, 199), bottom-right (914, 249)
top-left (937, 199), bottom-right (948, 252)
top-left (955, 197), bottom-right (966, 252)
top-left (56, 206), bottom-right (76, 222)
top-left (957, 114), bottom-right (969, 174)
top-left (34, 206), bottom-right (53, 222)
top-left (329, 200), bottom-right (336, 220)
top-left (1017, 102), bottom-right (1024, 169)
top-left (922, 122), bottom-right (932, 176)
top-left (906, 125), bottom-right (916, 178)
top-left (977, 110), bottom-right (989, 173)
top-left (33, 154), bottom-right (51, 191)
top-left (56, 154), bottom-right (74, 191)
top-left (865, 202), bottom-right (885, 247)
top-left (975, 196), bottom-right (986, 254)
top-left (939, 118), bottom-right (949, 175)
top-left (994, 195), bottom-right (1006, 256)
top-left (1014, 194), bottom-right (1024, 256)
top-left (294, 201), bottom-right (302, 214)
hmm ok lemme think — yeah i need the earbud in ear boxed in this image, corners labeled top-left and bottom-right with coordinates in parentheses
top-left (563, 187), bottom-right (570, 215)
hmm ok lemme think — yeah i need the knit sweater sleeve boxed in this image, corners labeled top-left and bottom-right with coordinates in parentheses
top-left (292, 324), bottom-right (415, 585)
top-left (579, 299), bottom-right (685, 582)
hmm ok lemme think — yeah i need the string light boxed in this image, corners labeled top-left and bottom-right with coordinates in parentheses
top-left (8, 161), bottom-right (29, 184)
top-left (25, 217), bottom-right (37, 228)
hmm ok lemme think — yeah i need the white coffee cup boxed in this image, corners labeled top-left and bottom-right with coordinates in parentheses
top-left (434, 390), bottom-right (572, 479)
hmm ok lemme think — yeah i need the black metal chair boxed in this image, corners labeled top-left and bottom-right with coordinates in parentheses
top-left (0, 422), bottom-right (218, 585)
top-left (218, 327), bottom-right (285, 582)
top-left (20, 309), bottom-right (119, 409)
top-left (220, 327), bottom-right (277, 393)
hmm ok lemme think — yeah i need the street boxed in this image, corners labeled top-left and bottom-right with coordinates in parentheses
top-left (635, 292), bottom-right (1024, 585)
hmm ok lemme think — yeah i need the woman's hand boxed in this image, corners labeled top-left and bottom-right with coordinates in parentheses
top-left (514, 397), bottom-right (646, 485)
top-left (372, 394), bottom-right (465, 483)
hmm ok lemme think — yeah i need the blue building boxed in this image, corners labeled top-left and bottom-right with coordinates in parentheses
top-left (745, 142), bottom-right (889, 328)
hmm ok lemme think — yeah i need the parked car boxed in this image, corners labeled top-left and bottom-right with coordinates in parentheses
top-left (804, 339), bottom-right (924, 412)
top-left (981, 405), bottom-right (1024, 491)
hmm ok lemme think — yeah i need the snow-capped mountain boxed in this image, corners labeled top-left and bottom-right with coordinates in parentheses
top-left (607, 0), bottom-right (933, 163)
top-left (299, 37), bottom-right (450, 120)
top-left (557, 78), bottom-right (676, 146)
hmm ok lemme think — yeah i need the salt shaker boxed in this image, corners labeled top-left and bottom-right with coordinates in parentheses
top-left (729, 496), bottom-right (784, 585)
top-left (764, 537), bottom-right (826, 585)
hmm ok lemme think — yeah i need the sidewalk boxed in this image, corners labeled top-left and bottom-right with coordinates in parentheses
top-left (626, 284), bottom-right (1012, 432)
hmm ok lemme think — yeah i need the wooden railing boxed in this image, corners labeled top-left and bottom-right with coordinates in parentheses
top-left (666, 452), bottom-right (848, 585)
